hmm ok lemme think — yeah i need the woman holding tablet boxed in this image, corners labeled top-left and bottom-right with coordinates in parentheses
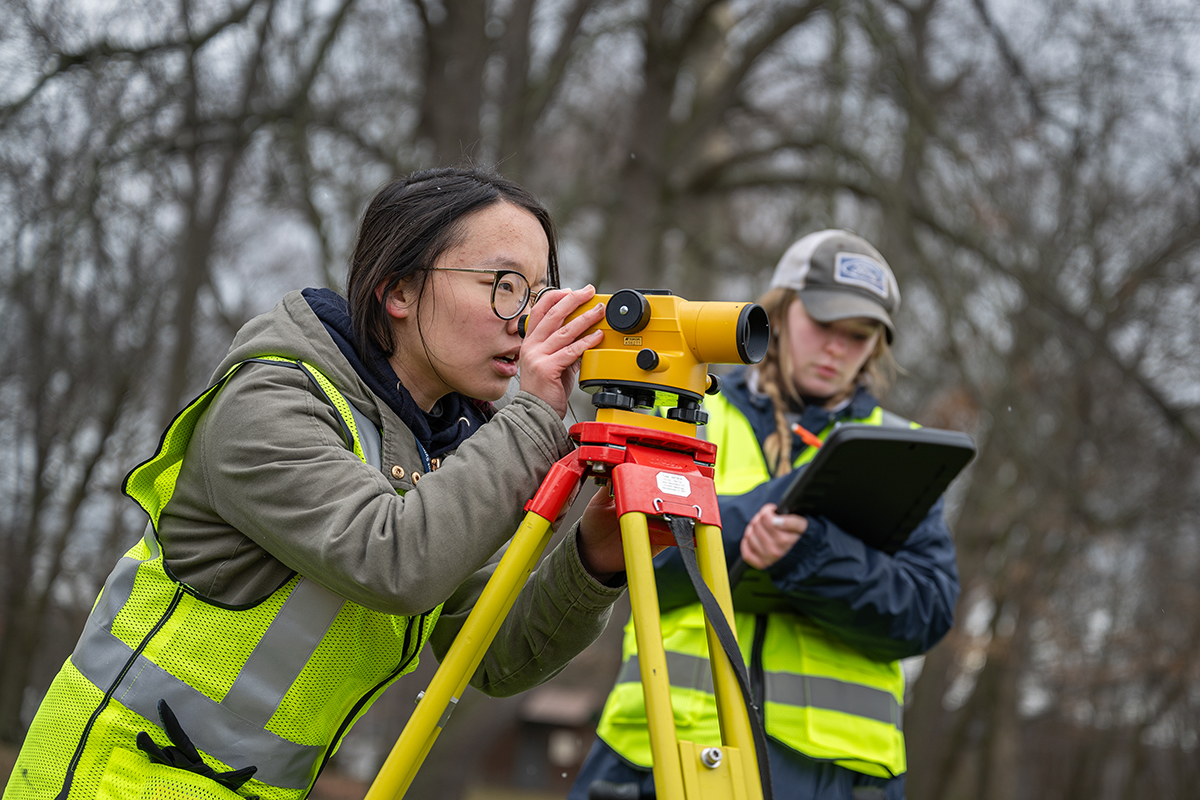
top-left (573, 230), bottom-right (960, 800)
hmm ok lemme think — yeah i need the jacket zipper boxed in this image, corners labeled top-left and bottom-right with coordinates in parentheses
top-left (56, 585), bottom-right (186, 800)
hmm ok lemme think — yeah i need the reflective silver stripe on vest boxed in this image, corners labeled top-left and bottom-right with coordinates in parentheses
top-left (221, 578), bottom-right (346, 727)
top-left (878, 410), bottom-right (913, 429)
top-left (142, 525), bottom-right (162, 560)
top-left (91, 555), bottom-right (143, 631)
top-left (616, 652), bottom-right (901, 729)
top-left (766, 671), bottom-right (902, 730)
top-left (71, 558), bottom-right (334, 789)
top-left (347, 402), bottom-right (382, 471)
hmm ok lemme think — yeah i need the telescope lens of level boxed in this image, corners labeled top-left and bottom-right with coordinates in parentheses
top-left (738, 304), bottom-right (770, 364)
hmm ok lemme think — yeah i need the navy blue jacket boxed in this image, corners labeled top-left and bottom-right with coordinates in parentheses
top-left (652, 367), bottom-right (961, 662)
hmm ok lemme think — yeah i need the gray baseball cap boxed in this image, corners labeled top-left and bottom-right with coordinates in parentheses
top-left (769, 229), bottom-right (901, 342)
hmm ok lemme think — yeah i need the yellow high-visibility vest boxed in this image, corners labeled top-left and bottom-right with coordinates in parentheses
top-left (5, 358), bottom-right (441, 800)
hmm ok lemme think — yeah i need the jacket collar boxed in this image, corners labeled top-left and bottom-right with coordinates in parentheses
top-left (301, 288), bottom-right (491, 458)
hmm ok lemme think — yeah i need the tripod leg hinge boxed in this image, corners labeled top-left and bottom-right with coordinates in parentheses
top-left (524, 454), bottom-right (588, 519)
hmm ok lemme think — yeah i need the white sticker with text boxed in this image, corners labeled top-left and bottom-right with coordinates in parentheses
top-left (656, 472), bottom-right (692, 497)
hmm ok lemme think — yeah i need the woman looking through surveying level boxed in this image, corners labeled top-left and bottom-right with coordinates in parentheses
top-left (572, 230), bottom-right (961, 800)
top-left (5, 166), bottom-right (630, 800)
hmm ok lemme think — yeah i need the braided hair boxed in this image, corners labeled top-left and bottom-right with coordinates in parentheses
top-left (753, 287), bottom-right (896, 477)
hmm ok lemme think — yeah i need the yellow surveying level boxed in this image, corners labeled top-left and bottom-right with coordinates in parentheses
top-left (364, 290), bottom-right (771, 800)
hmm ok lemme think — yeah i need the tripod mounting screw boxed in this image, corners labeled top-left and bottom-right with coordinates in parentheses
top-left (700, 747), bottom-right (723, 769)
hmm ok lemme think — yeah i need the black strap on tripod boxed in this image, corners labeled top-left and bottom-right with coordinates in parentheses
top-left (665, 515), bottom-right (773, 800)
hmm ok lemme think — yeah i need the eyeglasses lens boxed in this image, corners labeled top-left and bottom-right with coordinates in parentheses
top-left (492, 272), bottom-right (531, 319)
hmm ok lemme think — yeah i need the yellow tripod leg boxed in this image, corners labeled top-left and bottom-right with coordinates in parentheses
top-left (621, 511), bottom-right (686, 800)
top-left (364, 510), bottom-right (556, 800)
top-left (695, 523), bottom-right (763, 800)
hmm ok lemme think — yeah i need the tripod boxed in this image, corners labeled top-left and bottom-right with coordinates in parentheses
top-left (363, 397), bottom-right (766, 800)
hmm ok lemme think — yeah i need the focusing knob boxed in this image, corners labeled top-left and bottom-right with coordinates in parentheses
top-left (636, 348), bottom-right (659, 371)
top-left (606, 289), bottom-right (651, 333)
top-left (705, 373), bottom-right (721, 395)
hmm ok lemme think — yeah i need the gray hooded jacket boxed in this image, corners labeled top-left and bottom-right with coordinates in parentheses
top-left (156, 290), bottom-right (623, 696)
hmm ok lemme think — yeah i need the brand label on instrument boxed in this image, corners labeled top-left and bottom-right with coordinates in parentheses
top-left (656, 472), bottom-right (691, 497)
top-left (623, 336), bottom-right (643, 346)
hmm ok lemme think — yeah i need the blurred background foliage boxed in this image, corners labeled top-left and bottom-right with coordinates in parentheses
top-left (2, 1), bottom-right (1200, 798)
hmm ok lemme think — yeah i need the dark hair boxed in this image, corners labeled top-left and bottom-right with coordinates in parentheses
top-left (347, 165), bottom-right (560, 359)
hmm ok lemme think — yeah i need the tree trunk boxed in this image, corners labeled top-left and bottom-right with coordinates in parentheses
top-left (418, 0), bottom-right (488, 164)
top-left (597, 5), bottom-right (675, 289)
top-left (904, 640), bottom-right (956, 800)
top-left (0, 608), bottom-right (40, 744)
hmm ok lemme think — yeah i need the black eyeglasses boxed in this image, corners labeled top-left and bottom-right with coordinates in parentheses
top-left (433, 268), bottom-right (556, 320)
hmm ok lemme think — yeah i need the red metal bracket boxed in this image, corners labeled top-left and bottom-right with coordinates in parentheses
top-left (523, 421), bottom-right (722, 547)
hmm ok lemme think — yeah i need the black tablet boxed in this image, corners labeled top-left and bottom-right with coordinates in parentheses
top-left (776, 423), bottom-right (977, 553)
top-left (728, 424), bottom-right (975, 614)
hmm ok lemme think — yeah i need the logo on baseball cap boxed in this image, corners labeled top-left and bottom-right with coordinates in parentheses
top-left (769, 230), bottom-right (900, 342)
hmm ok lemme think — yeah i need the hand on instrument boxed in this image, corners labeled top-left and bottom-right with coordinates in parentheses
top-left (577, 481), bottom-right (671, 584)
top-left (740, 502), bottom-right (808, 570)
top-left (518, 285), bottom-right (605, 418)
top-left (577, 483), bottom-right (670, 583)
top-left (577, 483), bottom-right (622, 583)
